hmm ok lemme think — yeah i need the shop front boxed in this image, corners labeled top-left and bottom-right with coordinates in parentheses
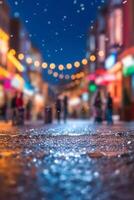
top-left (107, 62), bottom-right (123, 115)
top-left (119, 49), bottom-right (134, 120)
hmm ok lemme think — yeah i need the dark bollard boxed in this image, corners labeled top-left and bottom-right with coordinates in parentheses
top-left (45, 106), bottom-right (53, 124)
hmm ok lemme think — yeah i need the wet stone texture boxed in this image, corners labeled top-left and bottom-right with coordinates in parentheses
top-left (0, 120), bottom-right (134, 200)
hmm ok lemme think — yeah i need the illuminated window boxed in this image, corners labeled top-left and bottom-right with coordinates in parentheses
top-left (0, 36), bottom-right (9, 66)
top-left (109, 8), bottom-right (123, 47)
top-left (114, 8), bottom-right (123, 46)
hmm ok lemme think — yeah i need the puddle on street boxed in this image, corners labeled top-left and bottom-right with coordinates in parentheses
top-left (0, 122), bottom-right (134, 199)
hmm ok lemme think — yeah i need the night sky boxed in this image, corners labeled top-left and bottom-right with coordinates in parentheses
top-left (7, 0), bottom-right (107, 84)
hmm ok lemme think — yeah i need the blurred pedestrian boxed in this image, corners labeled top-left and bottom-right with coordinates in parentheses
top-left (94, 90), bottom-right (102, 123)
top-left (56, 98), bottom-right (62, 123)
top-left (11, 93), bottom-right (17, 125)
top-left (16, 92), bottom-right (24, 125)
top-left (63, 95), bottom-right (68, 123)
top-left (26, 99), bottom-right (32, 121)
top-left (0, 93), bottom-right (8, 122)
top-left (106, 92), bottom-right (113, 125)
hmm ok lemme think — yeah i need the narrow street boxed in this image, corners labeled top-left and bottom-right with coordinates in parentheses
top-left (0, 120), bottom-right (134, 200)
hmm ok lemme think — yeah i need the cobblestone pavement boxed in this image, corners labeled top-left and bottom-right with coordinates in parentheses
top-left (0, 120), bottom-right (134, 200)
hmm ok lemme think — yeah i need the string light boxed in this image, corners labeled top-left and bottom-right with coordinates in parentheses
top-left (58, 64), bottom-right (64, 71)
top-left (13, 51), bottom-right (92, 80)
top-left (59, 74), bottom-right (64, 79)
top-left (53, 72), bottom-right (58, 78)
top-left (74, 61), bottom-right (80, 68)
top-left (18, 53), bottom-right (24, 60)
top-left (42, 62), bottom-right (48, 69)
top-left (34, 60), bottom-right (40, 67)
top-left (71, 75), bottom-right (75, 80)
top-left (16, 51), bottom-right (92, 71)
top-left (65, 74), bottom-right (70, 80)
top-left (82, 58), bottom-right (88, 65)
top-left (50, 63), bottom-right (56, 70)
top-left (66, 63), bottom-right (72, 70)
top-left (26, 57), bottom-right (32, 64)
top-left (98, 51), bottom-right (104, 57)
top-left (90, 55), bottom-right (96, 62)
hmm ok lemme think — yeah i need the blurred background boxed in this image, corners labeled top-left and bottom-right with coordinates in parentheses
top-left (0, 0), bottom-right (134, 124)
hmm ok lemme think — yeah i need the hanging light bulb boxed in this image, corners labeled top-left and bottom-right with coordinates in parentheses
top-left (66, 63), bottom-right (72, 70)
top-left (26, 57), bottom-right (32, 64)
top-left (82, 58), bottom-right (88, 65)
top-left (58, 64), bottom-right (64, 71)
top-left (42, 62), bottom-right (48, 69)
top-left (74, 61), bottom-right (80, 68)
top-left (50, 63), bottom-right (56, 70)
top-left (18, 53), bottom-right (24, 60)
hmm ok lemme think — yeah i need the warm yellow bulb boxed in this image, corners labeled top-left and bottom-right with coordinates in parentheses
top-left (50, 63), bottom-right (56, 70)
top-left (74, 61), bottom-right (80, 68)
top-left (18, 53), bottom-right (24, 60)
top-left (58, 64), bottom-right (64, 71)
top-left (66, 63), bottom-right (72, 70)
top-left (76, 73), bottom-right (81, 79)
top-left (42, 62), bottom-right (48, 69)
top-left (26, 57), bottom-right (32, 64)
top-left (90, 55), bottom-right (96, 62)
top-left (34, 60), bottom-right (40, 67)
top-left (82, 58), bottom-right (88, 65)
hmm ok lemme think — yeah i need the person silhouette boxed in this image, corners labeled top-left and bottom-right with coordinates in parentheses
top-left (106, 92), bottom-right (113, 125)
top-left (94, 90), bottom-right (102, 123)
top-left (63, 96), bottom-right (68, 123)
top-left (56, 98), bottom-right (62, 123)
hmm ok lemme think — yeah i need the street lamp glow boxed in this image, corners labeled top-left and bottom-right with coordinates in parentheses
top-left (66, 63), bottom-right (72, 70)
top-left (26, 57), bottom-right (32, 64)
top-left (82, 58), bottom-right (88, 65)
top-left (58, 64), bottom-right (64, 71)
top-left (18, 53), bottom-right (24, 60)
top-left (74, 61), bottom-right (80, 68)
top-left (42, 62), bottom-right (48, 69)
top-left (50, 63), bottom-right (56, 70)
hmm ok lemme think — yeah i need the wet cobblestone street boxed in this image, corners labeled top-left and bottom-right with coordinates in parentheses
top-left (0, 120), bottom-right (134, 200)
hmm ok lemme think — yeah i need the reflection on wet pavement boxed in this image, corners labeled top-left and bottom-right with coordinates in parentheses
top-left (0, 120), bottom-right (134, 200)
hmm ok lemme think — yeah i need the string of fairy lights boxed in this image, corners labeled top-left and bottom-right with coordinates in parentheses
top-left (9, 49), bottom-right (97, 81)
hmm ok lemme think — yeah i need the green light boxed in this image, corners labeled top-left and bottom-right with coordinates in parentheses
top-left (88, 83), bottom-right (97, 92)
top-left (123, 65), bottom-right (134, 76)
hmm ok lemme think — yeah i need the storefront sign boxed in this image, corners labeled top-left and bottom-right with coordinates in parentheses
top-left (105, 53), bottom-right (117, 69)
top-left (122, 55), bottom-right (134, 76)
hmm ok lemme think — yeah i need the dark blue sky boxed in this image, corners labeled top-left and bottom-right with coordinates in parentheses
top-left (8, 0), bottom-right (106, 83)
